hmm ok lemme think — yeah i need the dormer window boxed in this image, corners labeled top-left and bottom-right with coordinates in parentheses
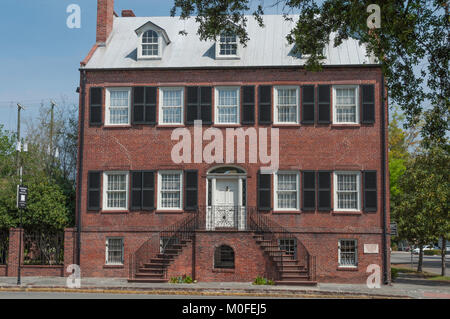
top-left (135, 21), bottom-right (171, 60)
top-left (216, 32), bottom-right (239, 59)
top-left (142, 30), bottom-right (159, 57)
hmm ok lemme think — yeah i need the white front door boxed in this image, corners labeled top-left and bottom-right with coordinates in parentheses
top-left (214, 179), bottom-right (238, 228)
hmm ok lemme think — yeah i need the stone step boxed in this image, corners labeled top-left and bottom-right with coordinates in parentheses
top-left (280, 273), bottom-right (309, 279)
top-left (149, 258), bottom-right (172, 265)
top-left (138, 267), bottom-right (165, 273)
top-left (135, 272), bottom-right (166, 278)
top-left (156, 253), bottom-right (178, 259)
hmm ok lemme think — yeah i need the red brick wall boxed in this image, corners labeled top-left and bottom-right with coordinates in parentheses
top-left (20, 265), bottom-right (64, 277)
top-left (76, 66), bottom-right (390, 282)
top-left (0, 265), bottom-right (6, 276)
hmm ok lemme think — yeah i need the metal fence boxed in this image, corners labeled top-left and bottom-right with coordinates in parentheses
top-left (0, 229), bottom-right (8, 265)
top-left (23, 230), bottom-right (64, 265)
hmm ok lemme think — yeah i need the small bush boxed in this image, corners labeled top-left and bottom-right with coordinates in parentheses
top-left (253, 276), bottom-right (275, 285)
top-left (424, 249), bottom-right (441, 256)
top-left (169, 274), bottom-right (194, 284)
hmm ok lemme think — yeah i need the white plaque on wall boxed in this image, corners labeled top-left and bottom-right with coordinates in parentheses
top-left (364, 244), bottom-right (379, 254)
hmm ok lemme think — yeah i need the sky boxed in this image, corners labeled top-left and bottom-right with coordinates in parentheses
top-left (0, 0), bottom-right (201, 133)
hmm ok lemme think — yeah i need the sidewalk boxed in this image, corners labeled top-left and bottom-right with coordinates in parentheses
top-left (1, 274), bottom-right (449, 299)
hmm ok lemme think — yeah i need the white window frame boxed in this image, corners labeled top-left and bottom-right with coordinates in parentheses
top-left (214, 86), bottom-right (240, 124)
top-left (105, 87), bottom-right (131, 126)
top-left (138, 29), bottom-right (162, 60)
top-left (274, 171), bottom-right (300, 211)
top-left (158, 87), bottom-right (184, 125)
top-left (332, 85), bottom-right (359, 124)
top-left (157, 171), bottom-right (183, 211)
top-left (333, 171), bottom-right (361, 212)
top-left (338, 239), bottom-right (358, 268)
top-left (215, 32), bottom-right (240, 59)
top-left (102, 171), bottom-right (129, 211)
top-left (274, 86), bottom-right (300, 124)
top-left (105, 237), bottom-right (124, 265)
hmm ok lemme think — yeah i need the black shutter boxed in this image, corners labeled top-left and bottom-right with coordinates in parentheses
top-left (363, 171), bottom-right (377, 212)
top-left (133, 87), bottom-right (156, 124)
top-left (258, 86), bottom-right (272, 124)
top-left (361, 85), bottom-right (375, 124)
top-left (318, 171), bottom-right (331, 211)
top-left (302, 171), bottom-right (316, 211)
top-left (89, 87), bottom-right (103, 125)
top-left (184, 170), bottom-right (198, 211)
top-left (186, 86), bottom-right (198, 125)
top-left (257, 171), bottom-right (271, 211)
top-left (318, 85), bottom-right (331, 124)
top-left (301, 85), bottom-right (315, 124)
top-left (131, 171), bottom-right (154, 211)
top-left (242, 86), bottom-right (255, 125)
top-left (200, 87), bottom-right (212, 124)
top-left (87, 171), bottom-right (101, 210)
top-left (131, 171), bottom-right (143, 210)
top-left (142, 171), bottom-right (155, 210)
top-left (186, 87), bottom-right (212, 125)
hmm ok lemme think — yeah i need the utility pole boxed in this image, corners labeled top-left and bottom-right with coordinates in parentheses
top-left (16, 103), bottom-right (25, 286)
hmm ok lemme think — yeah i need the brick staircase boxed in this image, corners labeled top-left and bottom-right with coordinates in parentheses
top-left (128, 239), bottom-right (192, 283)
top-left (249, 209), bottom-right (317, 286)
top-left (253, 234), bottom-right (316, 285)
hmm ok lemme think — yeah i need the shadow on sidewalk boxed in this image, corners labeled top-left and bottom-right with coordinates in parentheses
top-left (394, 273), bottom-right (450, 287)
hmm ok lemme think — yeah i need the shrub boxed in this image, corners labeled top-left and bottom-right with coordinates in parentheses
top-left (424, 249), bottom-right (441, 256)
top-left (169, 274), bottom-right (194, 284)
top-left (253, 276), bottom-right (274, 285)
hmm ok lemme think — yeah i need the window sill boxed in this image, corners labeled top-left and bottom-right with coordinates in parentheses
top-left (212, 268), bottom-right (235, 273)
top-left (155, 210), bottom-right (184, 214)
top-left (101, 210), bottom-right (129, 214)
top-left (332, 211), bottom-right (362, 216)
top-left (337, 266), bottom-right (358, 271)
top-left (156, 124), bottom-right (185, 128)
top-left (272, 210), bottom-right (301, 214)
top-left (103, 125), bottom-right (132, 129)
top-left (103, 264), bottom-right (124, 269)
top-left (331, 124), bottom-right (360, 128)
top-left (272, 123), bottom-right (301, 128)
top-left (215, 56), bottom-right (240, 60)
top-left (212, 124), bottom-right (241, 128)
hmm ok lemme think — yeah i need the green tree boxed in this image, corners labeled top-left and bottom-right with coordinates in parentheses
top-left (170, 0), bottom-right (449, 145)
top-left (394, 145), bottom-right (450, 273)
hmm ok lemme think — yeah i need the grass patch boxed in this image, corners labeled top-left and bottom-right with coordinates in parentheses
top-left (391, 266), bottom-right (450, 283)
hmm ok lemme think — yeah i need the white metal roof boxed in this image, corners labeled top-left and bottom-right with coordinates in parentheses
top-left (84, 15), bottom-right (377, 69)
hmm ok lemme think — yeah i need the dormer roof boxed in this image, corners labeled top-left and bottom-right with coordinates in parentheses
top-left (135, 20), bottom-right (171, 44)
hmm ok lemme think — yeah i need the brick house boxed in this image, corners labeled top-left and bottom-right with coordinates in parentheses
top-left (76, 0), bottom-right (390, 284)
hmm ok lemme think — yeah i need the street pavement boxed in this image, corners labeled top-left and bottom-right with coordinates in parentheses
top-left (391, 251), bottom-right (449, 276)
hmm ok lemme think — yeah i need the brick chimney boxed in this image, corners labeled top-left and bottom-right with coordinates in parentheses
top-left (122, 10), bottom-right (136, 17)
top-left (96, 0), bottom-right (115, 43)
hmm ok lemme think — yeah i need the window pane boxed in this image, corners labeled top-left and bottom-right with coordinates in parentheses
top-left (336, 88), bottom-right (356, 123)
top-left (107, 174), bottom-right (127, 209)
top-left (337, 174), bottom-right (358, 210)
top-left (219, 34), bottom-right (237, 55)
top-left (109, 90), bottom-right (129, 124)
top-left (107, 238), bottom-right (123, 264)
top-left (339, 240), bottom-right (357, 266)
top-left (277, 88), bottom-right (297, 122)
top-left (217, 89), bottom-right (238, 123)
top-left (142, 30), bottom-right (159, 56)
top-left (161, 173), bottom-right (181, 208)
top-left (277, 173), bottom-right (297, 209)
top-left (162, 89), bottom-right (182, 124)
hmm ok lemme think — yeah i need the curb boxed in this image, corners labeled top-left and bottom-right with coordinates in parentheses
top-left (0, 286), bottom-right (411, 299)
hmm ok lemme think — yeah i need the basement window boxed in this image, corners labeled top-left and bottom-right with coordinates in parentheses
top-left (338, 239), bottom-right (358, 267)
top-left (214, 245), bottom-right (235, 269)
top-left (106, 237), bottom-right (124, 265)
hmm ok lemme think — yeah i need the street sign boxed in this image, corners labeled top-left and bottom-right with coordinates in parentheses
top-left (16, 185), bottom-right (28, 209)
top-left (390, 222), bottom-right (398, 236)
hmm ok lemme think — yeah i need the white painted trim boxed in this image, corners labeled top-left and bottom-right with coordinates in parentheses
top-left (138, 29), bottom-right (163, 60)
top-left (332, 85), bottom-right (359, 124)
top-left (333, 171), bottom-right (361, 212)
top-left (105, 87), bottom-right (131, 126)
top-left (273, 171), bottom-right (300, 211)
top-left (158, 87), bottom-right (184, 125)
top-left (157, 170), bottom-right (183, 211)
top-left (214, 86), bottom-right (241, 124)
top-left (274, 86), bottom-right (300, 124)
top-left (102, 171), bottom-right (129, 211)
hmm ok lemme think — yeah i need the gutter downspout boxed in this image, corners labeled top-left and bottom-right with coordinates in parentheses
top-left (77, 70), bottom-right (87, 265)
top-left (381, 71), bottom-right (389, 284)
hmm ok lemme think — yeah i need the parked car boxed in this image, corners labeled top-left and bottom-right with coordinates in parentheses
top-left (412, 245), bottom-right (433, 254)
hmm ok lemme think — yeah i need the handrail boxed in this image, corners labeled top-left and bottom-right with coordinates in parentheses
top-left (129, 212), bottom-right (197, 280)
